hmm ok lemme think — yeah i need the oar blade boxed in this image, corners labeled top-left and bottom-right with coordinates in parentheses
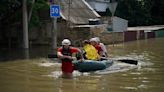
top-left (117, 59), bottom-right (138, 65)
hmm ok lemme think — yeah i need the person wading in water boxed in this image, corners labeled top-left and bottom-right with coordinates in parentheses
top-left (57, 39), bottom-right (83, 78)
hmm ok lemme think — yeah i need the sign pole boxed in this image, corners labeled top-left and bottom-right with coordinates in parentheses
top-left (111, 13), bottom-right (114, 47)
top-left (53, 0), bottom-right (57, 51)
top-left (50, 0), bottom-right (60, 52)
top-left (52, 17), bottom-right (57, 50)
top-left (108, 1), bottom-right (118, 47)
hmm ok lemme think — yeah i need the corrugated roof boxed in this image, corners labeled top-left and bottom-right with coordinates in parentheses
top-left (55, 0), bottom-right (100, 24)
top-left (128, 25), bottom-right (164, 31)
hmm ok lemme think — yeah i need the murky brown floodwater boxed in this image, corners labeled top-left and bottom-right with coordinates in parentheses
top-left (0, 38), bottom-right (164, 92)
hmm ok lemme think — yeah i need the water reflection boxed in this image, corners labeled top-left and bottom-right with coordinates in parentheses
top-left (0, 46), bottom-right (51, 61)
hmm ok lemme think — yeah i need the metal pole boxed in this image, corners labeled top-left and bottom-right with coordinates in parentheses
top-left (23, 0), bottom-right (29, 49)
top-left (68, 0), bottom-right (71, 30)
top-left (51, 0), bottom-right (58, 51)
top-left (52, 17), bottom-right (57, 50)
top-left (108, 1), bottom-right (117, 47)
top-left (111, 13), bottom-right (114, 47)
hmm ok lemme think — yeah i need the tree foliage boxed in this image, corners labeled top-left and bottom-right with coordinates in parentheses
top-left (0, 0), bottom-right (49, 29)
top-left (115, 0), bottom-right (164, 26)
top-left (0, 0), bottom-right (22, 25)
top-left (0, 0), bottom-right (164, 27)
top-left (28, 0), bottom-right (49, 28)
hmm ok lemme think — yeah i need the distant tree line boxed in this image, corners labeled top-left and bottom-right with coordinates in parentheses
top-left (115, 0), bottom-right (164, 26)
top-left (0, 0), bottom-right (49, 30)
top-left (0, 0), bottom-right (164, 28)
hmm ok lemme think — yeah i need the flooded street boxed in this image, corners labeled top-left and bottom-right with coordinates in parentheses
top-left (0, 38), bottom-right (164, 92)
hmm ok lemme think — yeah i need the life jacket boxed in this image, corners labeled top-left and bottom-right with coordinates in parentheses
top-left (61, 46), bottom-right (72, 62)
top-left (83, 44), bottom-right (100, 60)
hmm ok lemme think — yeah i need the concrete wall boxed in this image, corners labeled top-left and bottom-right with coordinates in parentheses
top-left (4, 18), bottom-right (163, 48)
top-left (29, 20), bottom-right (92, 46)
top-left (146, 32), bottom-right (155, 39)
top-left (138, 30), bottom-right (145, 40)
top-left (29, 21), bottom-right (52, 45)
top-left (90, 26), bottom-right (124, 44)
top-left (112, 17), bottom-right (128, 32)
top-left (124, 31), bottom-right (137, 42)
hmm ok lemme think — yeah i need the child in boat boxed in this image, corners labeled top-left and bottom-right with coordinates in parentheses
top-left (90, 38), bottom-right (103, 56)
top-left (90, 38), bottom-right (108, 60)
top-left (82, 40), bottom-right (100, 60)
top-left (94, 37), bottom-right (108, 58)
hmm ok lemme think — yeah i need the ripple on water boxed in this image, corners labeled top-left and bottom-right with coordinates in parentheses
top-left (38, 62), bottom-right (61, 67)
top-left (95, 62), bottom-right (137, 75)
top-left (46, 70), bottom-right (89, 79)
top-left (120, 86), bottom-right (138, 90)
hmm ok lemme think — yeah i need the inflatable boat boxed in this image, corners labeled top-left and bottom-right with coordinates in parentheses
top-left (73, 60), bottom-right (113, 72)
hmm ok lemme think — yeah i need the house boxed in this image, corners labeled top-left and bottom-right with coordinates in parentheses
top-left (52, 0), bottom-right (102, 46)
top-left (30, 0), bottom-right (125, 46)
top-left (55, 0), bottom-right (128, 45)
top-left (85, 0), bottom-right (110, 12)
top-left (54, 0), bottom-right (100, 25)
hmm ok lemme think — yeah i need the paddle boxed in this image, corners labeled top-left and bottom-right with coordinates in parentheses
top-left (47, 54), bottom-right (138, 65)
top-left (100, 57), bottom-right (138, 65)
top-left (116, 59), bottom-right (138, 65)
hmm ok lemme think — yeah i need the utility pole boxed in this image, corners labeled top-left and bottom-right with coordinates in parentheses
top-left (22, 0), bottom-right (29, 49)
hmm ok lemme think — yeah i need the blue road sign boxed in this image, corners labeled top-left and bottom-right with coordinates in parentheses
top-left (50, 5), bottom-right (60, 17)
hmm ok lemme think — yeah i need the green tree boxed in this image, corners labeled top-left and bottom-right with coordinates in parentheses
top-left (114, 0), bottom-right (164, 26)
top-left (150, 0), bottom-right (164, 24)
top-left (28, 0), bottom-right (49, 28)
top-left (115, 0), bottom-right (152, 26)
top-left (0, 0), bottom-right (49, 29)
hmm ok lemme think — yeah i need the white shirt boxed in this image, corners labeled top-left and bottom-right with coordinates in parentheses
top-left (99, 43), bottom-right (108, 57)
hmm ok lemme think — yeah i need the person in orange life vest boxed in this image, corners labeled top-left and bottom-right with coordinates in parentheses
top-left (90, 38), bottom-right (103, 57)
top-left (57, 39), bottom-right (82, 78)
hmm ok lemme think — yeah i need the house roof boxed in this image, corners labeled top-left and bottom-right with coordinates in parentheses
top-left (55, 0), bottom-right (100, 24)
top-left (128, 25), bottom-right (164, 31)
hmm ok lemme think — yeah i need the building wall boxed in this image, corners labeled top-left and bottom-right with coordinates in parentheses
top-left (90, 26), bottom-right (124, 44)
top-left (124, 31), bottom-right (137, 42)
top-left (138, 30), bottom-right (145, 40)
top-left (112, 17), bottom-right (128, 32)
top-left (155, 29), bottom-right (164, 38)
top-left (146, 32), bottom-right (155, 39)
top-left (136, 30), bottom-right (145, 40)
top-left (29, 20), bottom-right (92, 46)
top-left (28, 21), bottom-right (164, 47)
top-left (29, 21), bottom-right (52, 45)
